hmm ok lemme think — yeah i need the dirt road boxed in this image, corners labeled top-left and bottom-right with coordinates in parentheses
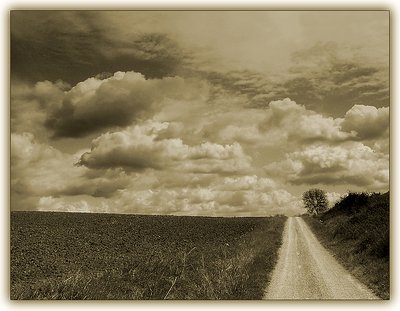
top-left (264, 217), bottom-right (378, 300)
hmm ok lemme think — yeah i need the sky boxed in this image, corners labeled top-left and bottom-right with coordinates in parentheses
top-left (10, 10), bottom-right (389, 216)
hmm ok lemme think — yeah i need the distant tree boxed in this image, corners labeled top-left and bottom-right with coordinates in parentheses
top-left (302, 189), bottom-right (328, 215)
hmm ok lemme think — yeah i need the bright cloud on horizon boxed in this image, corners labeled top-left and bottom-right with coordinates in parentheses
top-left (10, 11), bottom-right (389, 216)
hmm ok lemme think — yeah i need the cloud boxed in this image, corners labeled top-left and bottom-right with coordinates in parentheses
top-left (78, 121), bottom-right (252, 175)
top-left (10, 12), bottom-right (390, 217)
top-left (279, 43), bottom-right (389, 116)
top-left (11, 11), bottom-right (187, 84)
top-left (265, 141), bottom-right (389, 191)
top-left (112, 186), bottom-right (303, 216)
top-left (11, 133), bottom-right (129, 207)
top-left (12, 11), bottom-right (388, 120)
top-left (372, 138), bottom-right (389, 154)
top-left (59, 168), bottom-right (130, 198)
top-left (10, 80), bottom-right (67, 138)
top-left (37, 196), bottom-right (113, 213)
top-left (217, 175), bottom-right (277, 192)
top-left (341, 105), bottom-right (389, 139)
top-left (37, 196), bottom-right (91, 212)
top-left (11, 132), bottom-right (78, 196)
top-left (259, 98), bottom-right (354, 144)
top-left (185, 106), bottom-right (266, 147)
top-left (206, 42), bottom-right (388, 117)
top-left (326, 191), bottom-right (345, 208)
top-left (254, 99), bottom-right (389, 147)
top-left (31, 170), bottom-right (303, 216)
top-left (11, 71), bottom-right (210, 140)
top-left (128, 170), bottom-right (219, 191)
top-left (122, 173), bottom-right (303, 216)
top-left (218, 125), bottom-right (264, 144)
top-left (37, 71), bottom-right (207, 138)
top-left (151, 96), bottom-right (389, 157)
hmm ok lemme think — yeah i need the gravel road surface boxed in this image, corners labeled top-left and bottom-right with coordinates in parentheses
top-left (264, 217), bottom-right (378, 300)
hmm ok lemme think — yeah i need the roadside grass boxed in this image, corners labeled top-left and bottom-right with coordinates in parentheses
top-left (11, 212), bottom-right (286, 300)
top-left (303, 192), bottom-right (389, 299)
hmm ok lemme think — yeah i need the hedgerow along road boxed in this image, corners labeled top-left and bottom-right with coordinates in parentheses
top-left (264, 217), bottom-right (378, 300)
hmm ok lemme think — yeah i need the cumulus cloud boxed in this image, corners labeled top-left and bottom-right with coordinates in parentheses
top-left (11, 132), bottom-right (129, 206)
top-left (10, 80), bottom-right (66, 138)
top-left (341, 105), bottom-right (389, 139)
top-left (78, 121), bottom-right (252, 174)
top-left (11, 132), bottom-right (79, 196)
top-left (190, 107), bottom-right (266, 147)
top-left (265, 141), bottom-right (389, 191)
top-left (254, 99), bottom-right (389, 148)
top-left (259, 98), bottom-right (354, 144)
top-left (23, 71), bottom-right (208, 138)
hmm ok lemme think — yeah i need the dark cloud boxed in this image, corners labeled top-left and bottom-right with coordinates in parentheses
top-left (35, 71), bottom-right (204, 138)
top-left (330, 63), bottom-right (379, 84)
top-left (200, 69), bottom-right (274, 107)
top-left (274, 43), bottom-right (389, 116)
top-left (199, 43), bottom-right (389, 117)
top-left (11, 11), bottom-right (186, 84)
top-left (253, 60), bottom-right (388, 116)
top-left (11, 11), bottom-right (389, 121)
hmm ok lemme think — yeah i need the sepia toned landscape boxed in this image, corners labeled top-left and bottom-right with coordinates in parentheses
top-left (10, 10), bottom-right (389, 300)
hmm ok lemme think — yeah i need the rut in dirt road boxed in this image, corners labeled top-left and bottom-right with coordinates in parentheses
top-left (264, 217), bottom-right (378, 300)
